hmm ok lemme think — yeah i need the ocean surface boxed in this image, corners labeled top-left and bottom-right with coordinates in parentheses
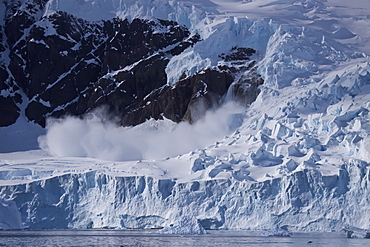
top-left (0, 230), bottom-right (368, 247)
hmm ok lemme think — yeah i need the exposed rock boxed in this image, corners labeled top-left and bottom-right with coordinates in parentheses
top-left (0, 96), bottom-right (20, 127)
top-left (121, 69), bottom-right (234, 125)
top-left (230, 65), bottom-right (264, 107)
top-left (4, 6), bottom-right (196, 126)
top-left (219, 46), bottom-right (256, 62)
top-left (0, 67), bottom-right (20, 127)
top-left (1, 1), bottom-right (264, 128)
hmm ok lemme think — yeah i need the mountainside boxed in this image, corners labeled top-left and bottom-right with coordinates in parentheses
top-left (0, 0), bottom-right (262, 128)
top-left (1, 0), bottom-right (370, 232)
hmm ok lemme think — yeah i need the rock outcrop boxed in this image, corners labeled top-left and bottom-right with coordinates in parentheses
top-left (0, 1), bottom-right (263, 127)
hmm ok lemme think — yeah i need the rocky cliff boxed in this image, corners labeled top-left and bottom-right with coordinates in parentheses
top-left (0, 0), bottom-right (263, 127)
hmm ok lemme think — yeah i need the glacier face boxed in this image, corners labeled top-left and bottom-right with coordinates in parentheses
top-left (1, 0), bottom-right (370, 232)
top-left (0, 197), bottom-right (22, 230)
top-left (1, 162), bottom-right (369, 231)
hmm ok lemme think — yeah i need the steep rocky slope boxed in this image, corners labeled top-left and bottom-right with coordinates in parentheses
top-left (0, 0), bottom-right (262, 127)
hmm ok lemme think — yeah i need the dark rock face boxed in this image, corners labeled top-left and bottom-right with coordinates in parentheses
top-left (0, 64), bottom-right (21, 127)
top-left (224, 60), bottom-right (264, 107)
top-left (0, 0), bottom-right (264, 128)
top-left (4, 4), bottom-right (197, 126)
top-left (121, 69), bottom-right (234, 125)
top-left (219, 46), bottom-right (256, 62)
top-left (217, 48), bottom-right (264, 108)
top-left (0, 10), bottom-right (20, 126)
top-left (0, 97), bottom-right (19, 127)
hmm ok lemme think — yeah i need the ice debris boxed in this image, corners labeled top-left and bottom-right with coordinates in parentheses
top-left (343, 225), bottom-right (370, 238)
top-left (261, 228), bottom-right (292, 237)
top-left (159, 217), bottom-right (207, 235)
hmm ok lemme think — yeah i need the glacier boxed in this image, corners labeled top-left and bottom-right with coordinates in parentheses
top-left (1, 0), bottom-right (370, 233)
top-left (1, 162), bottom-right (369, 231)
top-left (0, 197), bottom-right (22, 230)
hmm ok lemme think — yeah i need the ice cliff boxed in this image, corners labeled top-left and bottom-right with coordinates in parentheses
top-left (1, 162), bottom-right (369, 231)
top-left (0, 197), bottom-right (22, 230)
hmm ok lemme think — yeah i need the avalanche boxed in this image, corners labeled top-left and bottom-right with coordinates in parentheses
top-left (1, 0), bottom-right (370, 233)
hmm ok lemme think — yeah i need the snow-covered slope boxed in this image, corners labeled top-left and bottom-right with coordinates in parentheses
top-left (42, 0), bottom-right (370, 55)
top-left (44, 0), bottom-right (218, 28)
top-left (1, 0), bottom-right (370, 232)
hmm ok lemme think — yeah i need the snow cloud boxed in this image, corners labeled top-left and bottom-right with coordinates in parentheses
top-left (38, 102), bottom-right (244, 161)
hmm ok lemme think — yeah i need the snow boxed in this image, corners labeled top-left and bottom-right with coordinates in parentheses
top-left (1, 0), bottom-right (370, 232)
top-left (29, 38), bottom-right (50, 48)
top-left (43, 0), bottom-right (218, 29)
top-left (166, 49), bottom-right (212, 85)
top-left (38, 102), bottom-right (244, 163)
top-left (35, 19), bottom-right (59, 37)
top-left (40, 0), bottom-right (370, 56)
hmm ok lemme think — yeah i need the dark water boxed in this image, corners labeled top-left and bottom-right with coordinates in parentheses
top-left (0, 230), bottom-right (368, 247)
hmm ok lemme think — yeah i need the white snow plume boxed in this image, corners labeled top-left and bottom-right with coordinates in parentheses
top-left (39, 102), bottom-right (244, 161)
